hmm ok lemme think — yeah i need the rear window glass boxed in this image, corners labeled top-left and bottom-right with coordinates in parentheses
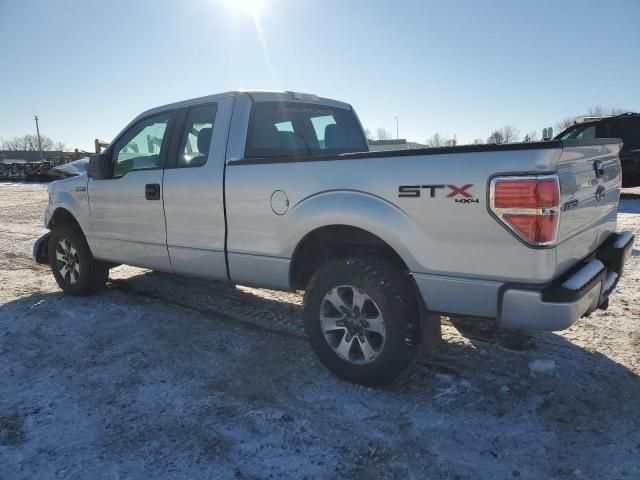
top-left (245, 102), bottom-right (367, 158)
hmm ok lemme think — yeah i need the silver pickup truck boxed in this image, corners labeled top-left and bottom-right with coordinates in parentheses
top-left (34, 90), bottom-right (634, 384)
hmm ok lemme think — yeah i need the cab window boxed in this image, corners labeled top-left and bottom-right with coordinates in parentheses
top-left (177, 103), bottom-right (218, 168)
top-left (112, 113), bottom-right (170, 177)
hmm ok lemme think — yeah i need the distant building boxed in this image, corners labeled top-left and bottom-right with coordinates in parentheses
top-left (0, 150), bottom-right (65, 163)
top-left (0, 150), bottom-right (86, 165)
top-left (368, 139), bottom-right (427, 151)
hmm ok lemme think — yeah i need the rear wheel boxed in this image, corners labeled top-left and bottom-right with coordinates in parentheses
top-left (48, 225), bottom-right (109, 296)
top-left (303, 255), bottom-right (417, 385)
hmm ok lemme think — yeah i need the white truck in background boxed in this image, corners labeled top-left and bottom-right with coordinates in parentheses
top-left (35, 91), bottom-right (634, 384)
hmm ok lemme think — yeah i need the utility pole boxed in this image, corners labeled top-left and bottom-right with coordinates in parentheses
top-left (394, 116), bottom-right (399, 150)
top-left (34, 114), bottom-right (43, 161)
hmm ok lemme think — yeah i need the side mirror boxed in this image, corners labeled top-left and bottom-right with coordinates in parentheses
top-left (88, 153), bottom-right (112, 179)
top-left (542, 127), bottom-right (554, 141)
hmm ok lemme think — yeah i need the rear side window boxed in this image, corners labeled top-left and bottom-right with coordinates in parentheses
top-left (245, 102), bottom-right (367, 158)
top-left (177, 103), bottom-right (217, 168)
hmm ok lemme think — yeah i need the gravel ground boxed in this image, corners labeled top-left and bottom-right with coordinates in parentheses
top-left (0, 183), bottom-right (638, 480)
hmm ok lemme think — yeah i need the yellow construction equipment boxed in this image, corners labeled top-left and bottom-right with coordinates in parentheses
top-left (94, 139), bottom-right (110, 154)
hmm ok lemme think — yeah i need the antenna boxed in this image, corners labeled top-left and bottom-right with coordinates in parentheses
top-left (33, 111), bottom-right (43, 161)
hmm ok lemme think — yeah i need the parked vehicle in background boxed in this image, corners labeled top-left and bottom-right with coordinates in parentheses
top-left (555, 113), bottom-right (640, 187)
top-left (34, 90), bottom-right (634, 385)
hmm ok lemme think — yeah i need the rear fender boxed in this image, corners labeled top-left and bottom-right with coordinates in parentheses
top-left (284, 190), bottom-right (424, 271)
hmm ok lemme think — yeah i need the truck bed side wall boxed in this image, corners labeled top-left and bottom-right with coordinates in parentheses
top-left (224, 146), bottom-right (564, 316)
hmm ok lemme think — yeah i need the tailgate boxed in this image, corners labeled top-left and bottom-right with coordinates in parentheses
top-left (556, 138), bottom-right (623, 276)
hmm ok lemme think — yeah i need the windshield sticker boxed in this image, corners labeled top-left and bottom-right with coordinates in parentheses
top-left (274, 106), bottom-right (333, 116)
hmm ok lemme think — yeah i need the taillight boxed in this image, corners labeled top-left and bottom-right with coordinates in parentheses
top-left (490, 176), bottom-right (560, 246)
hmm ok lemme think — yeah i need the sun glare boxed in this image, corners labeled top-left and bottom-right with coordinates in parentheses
top-left (220, 0), bottom-right (278, 86)
top-left (224, 0), bottom-right (267, 15)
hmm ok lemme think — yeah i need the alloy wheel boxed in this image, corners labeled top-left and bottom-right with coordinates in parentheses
top-left (55, 238), bottom-right (80, 285)
top-left (320, 285), bottom-right (386, 364)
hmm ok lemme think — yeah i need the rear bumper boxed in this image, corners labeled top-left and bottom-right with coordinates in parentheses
top-left (500, 231), bottom-right (634, 331)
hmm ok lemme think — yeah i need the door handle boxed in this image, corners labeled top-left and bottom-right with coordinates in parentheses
top-left (145, 183), bottom-right (161, 200)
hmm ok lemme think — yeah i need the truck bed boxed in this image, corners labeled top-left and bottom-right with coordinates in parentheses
top-left (225, 138), bottom-right (622, 319)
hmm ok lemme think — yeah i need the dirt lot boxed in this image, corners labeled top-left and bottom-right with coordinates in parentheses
top-left (0, 183), bottom-right (639, 480)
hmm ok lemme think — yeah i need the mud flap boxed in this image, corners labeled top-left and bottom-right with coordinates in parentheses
top-left (33, 232), bottom-right (50, 264)
top-left (418, 297), bottom-right (442, 353)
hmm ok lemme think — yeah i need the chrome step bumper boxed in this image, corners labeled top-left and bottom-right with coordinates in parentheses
top-left (500, 231), bottom-right (634, 331)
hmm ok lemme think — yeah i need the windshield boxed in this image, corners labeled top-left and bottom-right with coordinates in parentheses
top-left (245, 101), bottom-right (368, 158)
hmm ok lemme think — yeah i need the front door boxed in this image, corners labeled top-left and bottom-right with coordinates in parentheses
top-left (87, 111), bottom-right (174, 271)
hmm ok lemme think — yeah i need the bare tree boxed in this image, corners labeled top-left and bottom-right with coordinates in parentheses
top-left (555, 116), bottom-right (576, 132)
top-left (487, 125), bottom-right (519, 144)
top-left (502, 125), bottom-right (519, 143)
top-left (425, 132), bottom-right (447, 147)
top-left (375, 128), bottom-right (391, 141)
top-left (609, 107), bottom-right (627, 116)
top-left (1, 134), bottom-right (66, 151)
top-left (487, 130), bottom-right (504, 144)
top-left (585, 105), bottom-right (629, 117)
top-left (445, 135), bottom-right (457, 147)
top-left (425, 132), bottom-right (457, 148)
top-left (471, 138), bottom-right (484, 145)
top-left (522, 130), bottom-right (539, 142)
top-left (587, 105), bottom-right (606, 117)
top-left (363, 128), bottom-right (373, 141)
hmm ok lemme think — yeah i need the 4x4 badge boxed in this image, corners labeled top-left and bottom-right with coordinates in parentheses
top-left (398, 184), bottom-right (478, 204)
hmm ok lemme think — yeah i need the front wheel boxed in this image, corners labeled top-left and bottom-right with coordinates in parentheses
top-left (48, 225), bottom-right (109, 296)
top-left (303, 256), bottom-right (417, 385)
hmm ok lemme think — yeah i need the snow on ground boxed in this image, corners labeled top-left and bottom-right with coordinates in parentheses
top-left (0, 183), bottom-right (638, 480)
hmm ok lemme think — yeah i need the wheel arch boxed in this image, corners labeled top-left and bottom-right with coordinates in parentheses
top-left (290, 224), bottom-right (413, 290)
top-left (47, 206), bottom-right (83, 233)
top-left (285, 190), bottom-right (425, 290)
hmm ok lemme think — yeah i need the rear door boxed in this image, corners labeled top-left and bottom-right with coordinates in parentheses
top-left (162, 96), bottom-right (235, 279)
top-left (87, 111), bottom-right (174, 270)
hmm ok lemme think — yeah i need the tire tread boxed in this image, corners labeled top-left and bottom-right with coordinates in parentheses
top-left (303, 254), bottom-right (417, 385)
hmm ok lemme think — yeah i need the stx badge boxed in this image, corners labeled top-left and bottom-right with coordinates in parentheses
top-left (398, 184), bottom-right (478, 204)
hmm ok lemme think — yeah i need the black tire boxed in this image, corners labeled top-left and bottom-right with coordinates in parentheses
top-left (303, 255), bottom-right (417, 386)
top-left (48, 225), bottom-right (109, 296)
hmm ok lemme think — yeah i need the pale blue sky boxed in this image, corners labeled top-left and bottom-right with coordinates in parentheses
top-left (1, 0), bottom-right (639, 151)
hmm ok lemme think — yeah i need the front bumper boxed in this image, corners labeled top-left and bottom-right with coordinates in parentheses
top-left (500, 231), bottom-right (634, 331)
